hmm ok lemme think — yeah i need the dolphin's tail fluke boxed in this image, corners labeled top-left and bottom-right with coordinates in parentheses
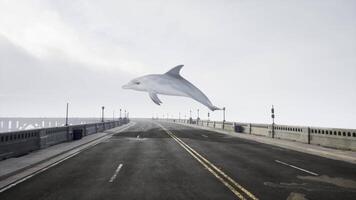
top-left (209, 105), bottom-right (222, 111)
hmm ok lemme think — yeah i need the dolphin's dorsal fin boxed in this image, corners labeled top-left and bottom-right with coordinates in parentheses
top-left (165, 65), bottom-right (184, 77)
top-left (149, 92), bottom-right (162, 105)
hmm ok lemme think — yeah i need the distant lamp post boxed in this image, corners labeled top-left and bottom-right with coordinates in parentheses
top-left (120, 108), bottom-right (122, 119)
top-left (189, 109), bottom-right (192, 124)
top-left (222, 107), bottom-right (226, 122)
top-left (124, 110), bottom-right (127, 118)
top-left (65, 102), bottom-right (69, 126)
top-left (208, 112), bottom-right (210, 121)
top-left (101, 106), bottom-right (105, 122)
top-left (197, 109), bottom-right (200, 120)
top-left (271, 105), bottom-right (275, 138)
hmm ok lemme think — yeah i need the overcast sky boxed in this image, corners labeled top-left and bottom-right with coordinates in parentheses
top-left (0, 0), bottom-right (355, 128)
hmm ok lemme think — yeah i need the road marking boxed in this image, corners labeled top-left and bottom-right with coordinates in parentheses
top-left (155, 122), bottom-right (258, 200)
top-left (109, 163), bottom-right (123, 183)
top-left (0, 122), bottom-right (136, 193)
top-left (275, 160), bottom-right (319, 176)
top-left (137, 135), bottom-right (140, 138)
top-left (202, 134), bottom-right (208, 138)
top-left (0, 150), bottom-right (81, 193)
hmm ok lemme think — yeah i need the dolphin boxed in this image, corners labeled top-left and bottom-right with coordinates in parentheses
top-left (122, 65), bottom-right (221, 111)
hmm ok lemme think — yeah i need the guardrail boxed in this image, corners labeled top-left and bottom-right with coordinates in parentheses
top-left (165, 119), bottom-right (356, 151)
top-left (0, 118), bottom-right (129, 160)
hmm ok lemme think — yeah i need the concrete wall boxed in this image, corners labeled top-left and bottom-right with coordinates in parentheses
top-left (165, 118), bottom-right (356, 151)
top-left (309, 127), bottom-right (356, 150)
top-left (250, 124), bottom-right (269, 137)
top-left (0, 118), bottom-right (129, 160)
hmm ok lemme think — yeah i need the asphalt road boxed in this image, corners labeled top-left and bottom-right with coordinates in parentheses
top-left (0, 119), bottom-right (355, 200)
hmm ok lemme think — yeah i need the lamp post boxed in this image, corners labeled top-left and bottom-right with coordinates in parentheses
top-left (223, 107), bottom-right (226, 122)
top-left (197, 109), bottom-right (200, 120)
top-left (271, 105), bottom-right (275, 138)
top-left (124, 110), bottom-right (127, 118)
top-left (120, 108), bottom-right (122, 119)
top-left (65, 102), bottom-right (69, 126)
top-left (189, 109), bottom-right (192, 124)
top-left (101, 106), bottom-right (105, 122)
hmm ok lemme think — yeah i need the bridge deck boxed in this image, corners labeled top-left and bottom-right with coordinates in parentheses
top-left (0, 119), bottom-right (355, 200)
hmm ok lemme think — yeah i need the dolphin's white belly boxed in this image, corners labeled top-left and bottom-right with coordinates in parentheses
top-left (151, 80), bottom-right (187, 96)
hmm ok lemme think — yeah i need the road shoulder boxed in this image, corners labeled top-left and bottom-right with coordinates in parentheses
top-left (164, 121), bottom-right (356, 165)
top-left (0, 122), bottom-right (134, 192)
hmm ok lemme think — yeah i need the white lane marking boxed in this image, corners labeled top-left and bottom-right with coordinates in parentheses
top-left (0, 151), bottom-right (81, 193)
top-left (137, 135), bottom-right (140, 138)
top-left (0, 123), bottom-right (136, 193)
top-left (202, 134), bottom-right (208, 138)
top-left (109, 164), bottom-right (123, 183)
top-left (275, 160), bottom-right (319, 176)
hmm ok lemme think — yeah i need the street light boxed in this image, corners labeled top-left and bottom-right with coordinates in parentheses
top-left (120, 108), bottom-right (122, 119)
top-left (189, 109), bottom-right (192, 124)
top-left (223, 107), bottom-right (226, 122)
top-left (271, 105), bottom-right (275, 138)
top-left (101, 106), bottom-right (105, 122)
top-left (197, 109), bottom-right (200, 120)
top-left (65, 102), bottom-right (69, 126)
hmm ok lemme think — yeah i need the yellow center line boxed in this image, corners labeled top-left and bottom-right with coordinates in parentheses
top-left (172, 134), bottom-right (258, 200)
top-left (155, 122), bottom-right (259, 200)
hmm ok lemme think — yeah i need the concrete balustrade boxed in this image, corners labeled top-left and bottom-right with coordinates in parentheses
top-left (164, 118), bottom-right (356, 151)
top-left (0, 118), bottom-right (129, 160)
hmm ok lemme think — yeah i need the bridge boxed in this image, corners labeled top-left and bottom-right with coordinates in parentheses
top-left (0, 118), bottom-right (355, 200)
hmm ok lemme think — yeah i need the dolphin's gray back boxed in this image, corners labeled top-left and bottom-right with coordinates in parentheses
top-left (164, 75), bottom-right (215, 109)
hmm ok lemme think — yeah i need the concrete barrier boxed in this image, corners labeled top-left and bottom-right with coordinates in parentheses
top-left (250, 124), bottom-right (269, 137)
top-left (164, 118), bottom-right (356, 151)
top-left (0, 118), bottom-right (129, 160)
top-left (309, 127), bottom-right (356, 150)
top-left (224, 122), bottom-right (235, 131)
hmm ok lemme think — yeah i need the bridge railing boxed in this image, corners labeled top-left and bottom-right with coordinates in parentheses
top-left (0, 118), bottom-right (130, 160)
top-left (164, 119), bottom-right (356, 151)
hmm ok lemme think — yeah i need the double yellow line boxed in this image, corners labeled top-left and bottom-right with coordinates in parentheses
top-left (156, 123), bottom-right (258, 200)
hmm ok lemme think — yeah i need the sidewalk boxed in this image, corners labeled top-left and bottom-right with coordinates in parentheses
top-left (171, 121), bottom-right (356, 165)
top-left (0, 122), bottom-right (133, 181)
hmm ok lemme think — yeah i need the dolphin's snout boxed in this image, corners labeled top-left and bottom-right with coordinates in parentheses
top-left (122, 84), bottom-right (130, 89)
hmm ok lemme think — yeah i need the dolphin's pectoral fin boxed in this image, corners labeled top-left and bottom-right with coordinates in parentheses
top-left (165, 65), bottom-right (184, 78)
top-left (149, 92), bottom-right (162, 105)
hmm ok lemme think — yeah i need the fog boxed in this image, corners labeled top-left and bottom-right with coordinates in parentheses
top-left (0, 0), bottom-right (355, 128)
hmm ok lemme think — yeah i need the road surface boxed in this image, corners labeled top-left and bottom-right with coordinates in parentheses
top-left (0, 119), bottom-right (355, 200)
